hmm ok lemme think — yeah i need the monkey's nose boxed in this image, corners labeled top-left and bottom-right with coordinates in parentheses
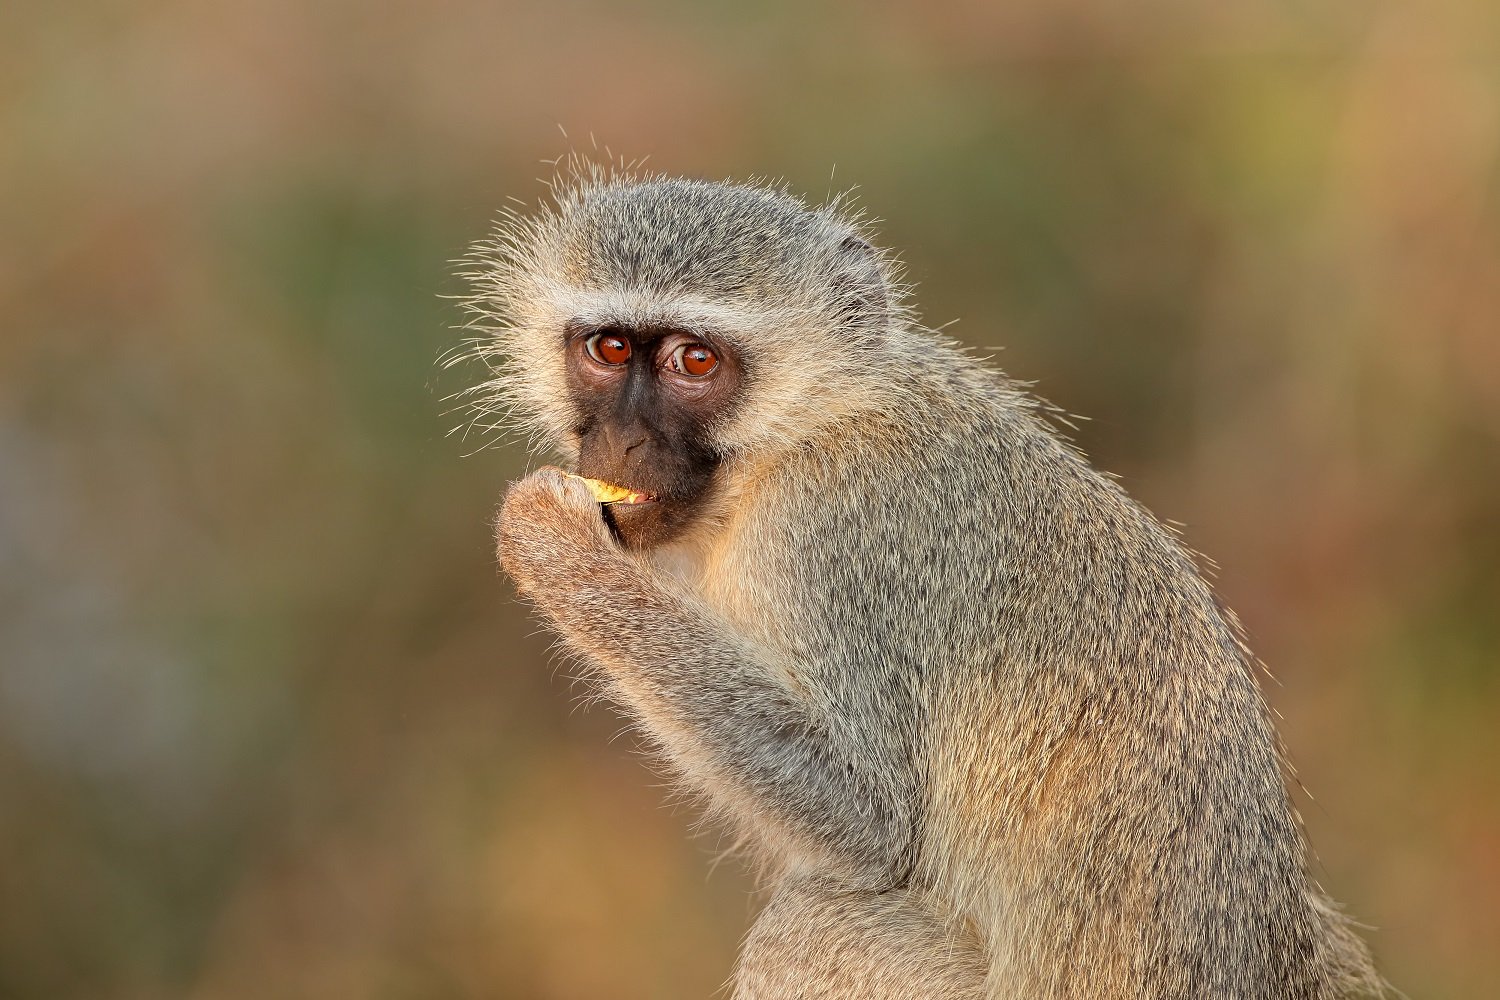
top-left (599, 421), bottom-right (650, 458)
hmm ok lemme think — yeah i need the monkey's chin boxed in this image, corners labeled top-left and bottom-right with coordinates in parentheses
top-left (602, 498), bottom-right (683, 550)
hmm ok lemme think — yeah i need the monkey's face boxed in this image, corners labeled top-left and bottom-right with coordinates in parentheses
top-left (563, 322), bottom-right (742, 549)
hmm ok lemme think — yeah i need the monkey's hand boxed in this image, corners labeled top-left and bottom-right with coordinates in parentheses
top-left (495, 466), bottom-right (625, 601)
top-left (494, 468), bottom-right (914, 889)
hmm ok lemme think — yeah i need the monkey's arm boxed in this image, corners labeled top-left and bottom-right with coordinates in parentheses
top-left (497, 468), bottom-right (916, 885)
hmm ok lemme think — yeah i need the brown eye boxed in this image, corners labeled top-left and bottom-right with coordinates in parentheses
top-left (586, 332), bottom-right (631, 366)
top-left (668, 342), bottom-right (719, 377)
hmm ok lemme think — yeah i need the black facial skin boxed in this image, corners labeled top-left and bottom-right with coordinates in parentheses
top-left (564, 322), bottom-right (743, 549)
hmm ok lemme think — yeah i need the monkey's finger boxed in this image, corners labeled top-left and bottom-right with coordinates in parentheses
top-left (552, 470), bottom-right (603, 508)
top-left (513, 465), bottom-right (577, 500)
top-left (521, 467), bottom-right (613, 525)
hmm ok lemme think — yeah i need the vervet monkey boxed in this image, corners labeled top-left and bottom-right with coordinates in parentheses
top-left (464, 171), bottom-right (1385, 999)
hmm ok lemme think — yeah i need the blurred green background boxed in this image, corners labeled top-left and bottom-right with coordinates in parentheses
top-left (2, 1), bottom-right (1497, 997)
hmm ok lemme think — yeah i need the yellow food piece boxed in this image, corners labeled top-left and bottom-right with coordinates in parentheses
top-left (566, 474), bottom-right (650, 505)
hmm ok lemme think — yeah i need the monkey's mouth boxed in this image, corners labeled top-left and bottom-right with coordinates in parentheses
top-left (566, 474), bottom-right (657, 506)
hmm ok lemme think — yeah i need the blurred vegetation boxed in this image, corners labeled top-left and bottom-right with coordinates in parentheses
top-left (1, 1), bottom-right (1497, 997)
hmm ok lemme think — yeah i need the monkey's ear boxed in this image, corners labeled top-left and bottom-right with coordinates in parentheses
top-left (834, 235), bottom-right (889, 337)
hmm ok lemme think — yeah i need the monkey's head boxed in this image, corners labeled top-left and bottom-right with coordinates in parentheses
top-left (464, 171), bottom-right (907, 548)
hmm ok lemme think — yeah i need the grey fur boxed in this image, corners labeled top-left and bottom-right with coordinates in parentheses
top-left (466, 168), bottom-right (1387, 999)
